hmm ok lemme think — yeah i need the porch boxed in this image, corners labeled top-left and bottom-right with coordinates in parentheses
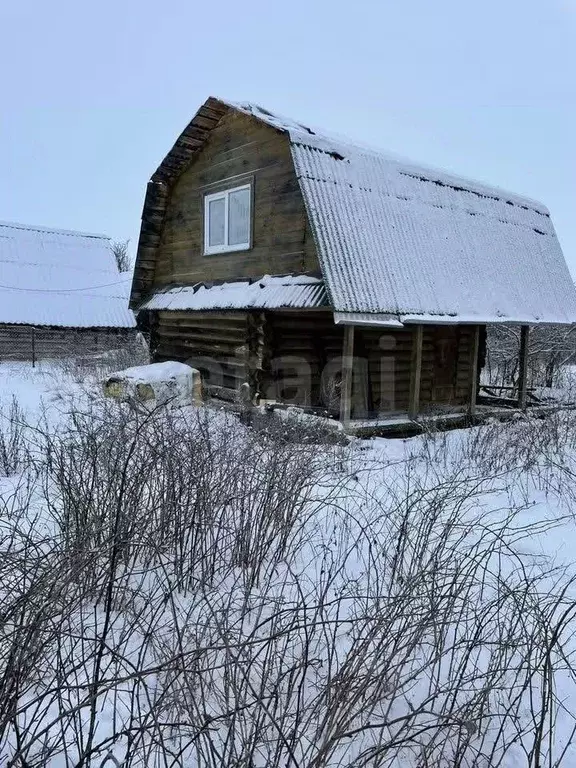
top-left (346, 401), bottom-right (575, 438)
top-left (338, 323), bottom-right (541, 435)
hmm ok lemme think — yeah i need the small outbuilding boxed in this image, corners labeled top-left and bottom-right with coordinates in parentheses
top-left (0, 221), bottom-right (136, 363)
top-left (130, 97), bottom-right (576, 431)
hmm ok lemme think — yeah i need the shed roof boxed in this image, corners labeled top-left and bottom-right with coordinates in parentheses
top-left (133, 98), bottom-right (576, 326)
top-left (141, 275), bottom-right (327, 312)
top-left (0, 221), bottom-right (136, 329)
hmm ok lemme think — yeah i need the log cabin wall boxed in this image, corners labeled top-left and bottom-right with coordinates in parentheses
top-left (151, 308), bottom-right (481, 416)
top-left (152, 310), bottom-right (259, 402)
top-left (421, 326), bottom-right (478, 409)
top-left (152, 309), bottom-right (345, 408)
top-left (153, 110), bottom-right (320, 288)
top-left (262, 311), bottom-right (344, 408)
top-left (355, 327), bottom-right (412, 413)
top-left (263, 320), bottom-right (482, 416)
top-left (358, 325), bottom-right (480, 414)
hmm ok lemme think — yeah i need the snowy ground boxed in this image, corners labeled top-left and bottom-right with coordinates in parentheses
top-left (0, 361), bottom-right (68, 412)
top-left (2, 361), bottom-right (576, 766)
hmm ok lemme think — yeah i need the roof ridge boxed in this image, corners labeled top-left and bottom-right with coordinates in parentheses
top-left (0, 220), bottom-right (110, 240)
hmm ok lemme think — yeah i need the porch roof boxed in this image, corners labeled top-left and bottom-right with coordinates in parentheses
top-left (140, 275), bottom-right (328, 312)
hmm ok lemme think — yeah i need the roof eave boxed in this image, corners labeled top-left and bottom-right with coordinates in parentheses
top-left (334, 311), bottom-right (576, 327)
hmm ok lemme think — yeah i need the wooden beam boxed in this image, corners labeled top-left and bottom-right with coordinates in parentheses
top-left (469, 325), bottom-right (481, 416)
top-left (247, 311), bottom-right (266, 403)
top-left (408, 325), bottom-right (424, 420)
top-left (339, 325), bottom-right (355, 424)
top-left (518, 324), bottom-right (530, 411)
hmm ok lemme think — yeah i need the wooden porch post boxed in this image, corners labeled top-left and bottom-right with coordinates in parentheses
top-left (469, 325), bottom-right (481, 416)
top-left (518, 324), bottom-right (530, 411)
top-left (340, 325), bottom-right (355, 424)
top-left (408, 325), bottom-right (423, 420)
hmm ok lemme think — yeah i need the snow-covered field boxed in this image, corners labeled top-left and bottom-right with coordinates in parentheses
top-left (2, 361), bottom-right (576, 767)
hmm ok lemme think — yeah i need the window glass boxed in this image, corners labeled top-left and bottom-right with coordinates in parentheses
top-left (228, 187), bottom-right (250, 246)
top-left (208, 197), bottom-right (225, 247)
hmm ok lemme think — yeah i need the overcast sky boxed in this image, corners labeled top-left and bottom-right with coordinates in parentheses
top-left (1, 0), bottom-right (575, 273)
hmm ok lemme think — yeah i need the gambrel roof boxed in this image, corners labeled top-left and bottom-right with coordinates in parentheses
top-left (0, 221), bottom-right (136, 328)
top-left (132, 97), bottom-right (576, 325)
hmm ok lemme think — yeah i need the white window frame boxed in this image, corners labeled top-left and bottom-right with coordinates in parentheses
top-left (204, 183), bottom-right (252, 255)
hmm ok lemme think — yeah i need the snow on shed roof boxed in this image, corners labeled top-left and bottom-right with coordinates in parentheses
top-left (0, 221), bottom-right (136, 328)
top-left (141, 275), bottom-right (327, 312)
top-left (226, 101), bottom-right (576, 325)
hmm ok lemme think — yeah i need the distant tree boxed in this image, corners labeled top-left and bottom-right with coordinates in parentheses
top-left (487, 324), bottom-right (576, 389)
top-left (111, 239), bottom-right (131, 273)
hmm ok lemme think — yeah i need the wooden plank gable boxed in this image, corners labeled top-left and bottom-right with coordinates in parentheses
top-left (130, 104), bottom-right (319, 307)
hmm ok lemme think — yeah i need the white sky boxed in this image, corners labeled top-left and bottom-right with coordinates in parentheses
top-left (1, 0), bottom-right (575, 273)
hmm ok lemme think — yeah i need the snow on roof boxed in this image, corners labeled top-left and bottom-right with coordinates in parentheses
top-left (0, 221), bottom-right (136, 328)
top-left (228, 101), bottom-right (576, 325)
top-left (141, 275), bottom-right (328, 312)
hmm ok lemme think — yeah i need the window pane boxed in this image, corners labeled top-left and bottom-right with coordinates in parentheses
top-left (208, 197), bottom-right (225, 247)
top-left (228, 188), bottom-right (250, 246)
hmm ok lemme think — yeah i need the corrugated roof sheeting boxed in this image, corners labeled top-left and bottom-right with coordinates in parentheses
top-left (333, 312), bottom-right (404, 327)
top-left (291, 140), bottom-right (576, 324)
top-left (141, 275), bottom-right (328, 311)
top-left (230, 102), bottom-right (576, 325)
top-left (0, 222), bottom-right (136, 328)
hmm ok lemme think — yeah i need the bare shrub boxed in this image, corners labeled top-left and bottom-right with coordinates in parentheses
top-left (54, 333), bottom-right (150, 385)
top-left (0, 397), bottom-right (26, 475)
top-left (36, 401), bottom-right (328, 590)
top-left (419, 408), bottom-right (576, 511)
top-left (1, 400), bottom-right (576, 766)
top-left (246, 406), bottom-right (348, 445)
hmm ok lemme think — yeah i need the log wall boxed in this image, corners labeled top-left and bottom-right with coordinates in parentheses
top-left (152, 310), bottom-right (256, 401)
top-left (263, 312), bottom-right (344, 407)
top-left (422, 326), bottom-right (478, 408)
top-left (264, 318), bottom-right (480, 415)
top-left (358, 325), bottom-right (479, 413)
top-left (151, 309), bottom-right (481, 416)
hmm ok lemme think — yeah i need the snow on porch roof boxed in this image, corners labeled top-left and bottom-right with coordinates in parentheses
top-left (140, 275), bottom-right (328, 312)
top-left (0, 221), bottom-right (136, 329)
top-left (225, 101), bottom-right (576, 326)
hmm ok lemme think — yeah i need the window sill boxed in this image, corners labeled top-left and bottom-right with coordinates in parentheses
top-left (204, 243), bottom-right (251, 256)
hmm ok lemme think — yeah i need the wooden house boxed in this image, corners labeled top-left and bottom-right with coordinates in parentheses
top-left (130, 98), bottom-right (576, 430)
top-left (0, 221), bottom-right (136, 363)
